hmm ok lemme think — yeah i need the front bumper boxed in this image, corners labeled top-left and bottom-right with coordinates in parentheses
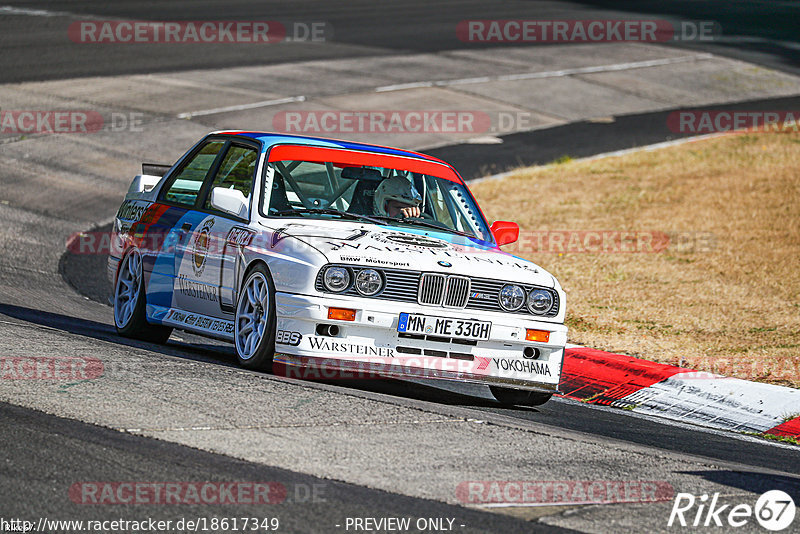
top-left (273, 292), bottom-right (567, 392)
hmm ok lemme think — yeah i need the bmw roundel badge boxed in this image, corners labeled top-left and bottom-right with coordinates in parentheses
top-left (438, 261), bottom-right (452, 267)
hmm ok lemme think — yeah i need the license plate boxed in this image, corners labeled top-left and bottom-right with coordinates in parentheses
top-left (397, 313), bottom-right (491, 341)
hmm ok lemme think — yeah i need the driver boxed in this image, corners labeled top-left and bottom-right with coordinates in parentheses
top-left (372, 176), bottom-right (423, 218)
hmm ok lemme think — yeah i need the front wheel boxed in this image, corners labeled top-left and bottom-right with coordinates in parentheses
top-left (113, 248), bottom-right (172, 343)
top-left (490, 385), bottom-right (553, 407)
top-left (234, 265), bottom-right (277, 371)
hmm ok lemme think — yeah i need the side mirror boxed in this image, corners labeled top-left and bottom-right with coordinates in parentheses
top-left (490, 221), bottom-right (519, 246)
top-left (128, 174), bottom-right (162, 194)
top-left (211, 187), bottom-right (248, 219)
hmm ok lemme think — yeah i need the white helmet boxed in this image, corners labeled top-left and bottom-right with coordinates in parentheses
top-left (373, 176), bottom-right (422, 216)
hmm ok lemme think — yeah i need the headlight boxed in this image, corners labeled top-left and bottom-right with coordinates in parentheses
top-left (528, 289), bottom-right (553, 314)
top-left (323, 266), bottom-right (351, 292)
top-left (355, 269), bottom-right (383, 296)
top-left (498, 284), bottom-right (525, 311)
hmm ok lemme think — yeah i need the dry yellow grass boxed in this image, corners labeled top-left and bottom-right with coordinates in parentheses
top-left (471, 132), bottom-right (800, 387)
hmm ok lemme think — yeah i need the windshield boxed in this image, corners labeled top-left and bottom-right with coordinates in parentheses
top-left (261, 158), bottom-right (492, 242)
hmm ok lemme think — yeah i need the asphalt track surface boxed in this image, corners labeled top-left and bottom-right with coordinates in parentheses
top-left (1, 401), bottom-right (573, 533)
top-left (2, 1), bottom-right (800, 532)
top-left (1, 0), bottom-right (798, 83)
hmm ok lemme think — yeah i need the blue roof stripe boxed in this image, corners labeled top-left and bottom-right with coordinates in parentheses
top-left (227, 131), bottom-right (438, 161)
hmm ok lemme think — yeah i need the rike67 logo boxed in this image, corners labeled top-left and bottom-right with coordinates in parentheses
top-left (669, 490), bottom-right (796, 531)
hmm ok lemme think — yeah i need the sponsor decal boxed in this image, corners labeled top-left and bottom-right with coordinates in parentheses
top-left (276, 330), bottom-right (302, 346)
top-left (166, 309), bottom-right (233, 335)
top-left (381, 233), bottom-right (449, 249)
top-left (328, 240), bottom-right (539, 272)
top-left (226, 227), bottom-right (255, 247)
top-left (275, 226), bottom-right (368, 249)
top-left (339, 256), bottom-right (410, 268)
top-left (116, 200), bottom-right (150, 222)
top-left (192, 218), bottom-right (215, 276)
top-left (307, 336), bottom-right (395, 358)
top-left (271, 227), bottom-right (290, 248)
top-left (492, 357), bottom-right (551, 376)
top-left (177, 275), bottom-right (218, 302)
top-left (475, 356), bottom-right (491, 371)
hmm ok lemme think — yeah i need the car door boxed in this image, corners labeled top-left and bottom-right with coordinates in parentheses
top-left (145, 138), bottom-right (227, 322)
top-left (173, 140), bottom-right (260, 326)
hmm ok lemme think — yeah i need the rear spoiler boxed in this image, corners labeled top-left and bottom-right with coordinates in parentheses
top-left (142, 163), bottom-right (172, 177)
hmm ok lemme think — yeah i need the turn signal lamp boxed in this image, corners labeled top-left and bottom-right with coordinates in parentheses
top-left (525, 329), bottom-right (550, 343)
top-left (328, 307), bottom-right (356, 321)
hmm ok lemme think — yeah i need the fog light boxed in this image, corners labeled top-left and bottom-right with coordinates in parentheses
top-left (328, 307), bottom-right (356, 321)
top-left (525, 329), bottom-right (550, 343)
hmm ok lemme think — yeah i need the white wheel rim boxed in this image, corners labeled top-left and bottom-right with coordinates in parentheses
top-left (114, 249), bottom-right (142, 328)
top-left (235, 272), bottom-right (270, 360)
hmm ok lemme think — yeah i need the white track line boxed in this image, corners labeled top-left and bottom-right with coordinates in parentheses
top-left (177, 95), bottom-right (307, 119)
top-left (376, 54), bottom-right (713, 92)
top-left (0, 5), bottom-right (71, 16)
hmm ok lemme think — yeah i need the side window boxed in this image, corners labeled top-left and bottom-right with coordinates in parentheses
top-left (203, 144), bottom-right (258, 213)
top-left (426, 177), bottom-right (456, 228)
top-left (162, 141), bottom-right (225, 206)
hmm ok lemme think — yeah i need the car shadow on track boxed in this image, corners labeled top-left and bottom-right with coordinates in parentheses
top-left (0, 301), bottom-right (513, 410)
top-left (681, 470), bottom-right (800, 501)
top-left (0, 301), bottom-right (238, 367)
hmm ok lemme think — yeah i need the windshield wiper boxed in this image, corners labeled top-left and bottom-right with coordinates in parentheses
top-left (369, 215), bottom-right (476, 239)
top-left (273, 208), bottom-right (384, 225)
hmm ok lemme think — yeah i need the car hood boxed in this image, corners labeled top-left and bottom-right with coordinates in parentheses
top-left (261, 220), bottom-right (555, 288)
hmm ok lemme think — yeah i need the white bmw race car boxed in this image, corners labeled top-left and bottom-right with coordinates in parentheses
top-left (109, 131), bottom-right (567, 406)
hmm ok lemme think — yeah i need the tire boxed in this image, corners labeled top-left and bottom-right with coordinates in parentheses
top-left (234, 264), bottom-right (277, 371)
top-left (490, 385), bottom-right (553, 407)
top-left (113, 248), bottom-right (173, 344)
